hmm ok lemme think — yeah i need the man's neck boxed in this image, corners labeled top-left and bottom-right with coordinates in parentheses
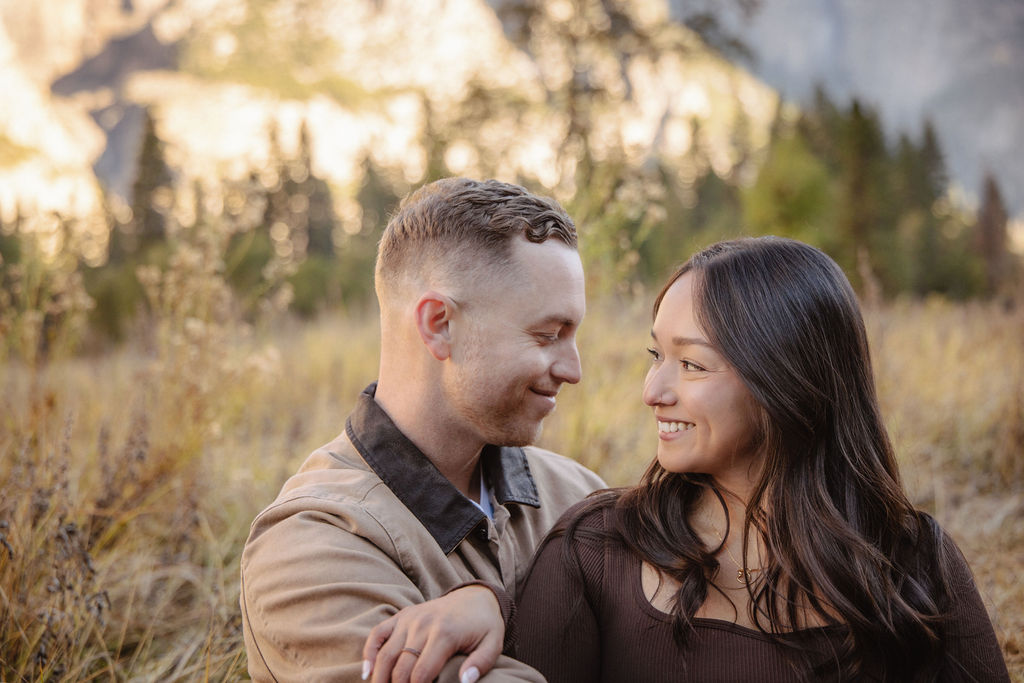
top-left (373, 379), bottom-right (484, 500)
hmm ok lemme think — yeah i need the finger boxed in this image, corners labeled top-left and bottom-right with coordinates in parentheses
top-left (371, 630), bottom-right (411, 683)
top-left (385, 643), bottom-right (424, 683)
top-left (457, 630), bottom-right (504, 683)
top-left (362, 616), bottom-right (398, 679)
top-left (408, 631), bottom-right (459, 683)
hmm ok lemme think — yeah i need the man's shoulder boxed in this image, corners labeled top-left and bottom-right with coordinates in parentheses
top-left (248, 433), bottom-right (399, 536)
top-left (520, 445), bottom-right (607, 501)
top-left (273, 434), bottom-right (376, 500)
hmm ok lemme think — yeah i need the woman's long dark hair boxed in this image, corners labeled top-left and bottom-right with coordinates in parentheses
top-left (563, 237), bottom-right (953, 681)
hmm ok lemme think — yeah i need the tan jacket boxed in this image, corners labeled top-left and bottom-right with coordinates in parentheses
top-left (240, 384), bottom-right (606, 682)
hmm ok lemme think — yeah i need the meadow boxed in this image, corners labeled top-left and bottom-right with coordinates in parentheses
top-left (1, 290), bottom-right (1022, 681)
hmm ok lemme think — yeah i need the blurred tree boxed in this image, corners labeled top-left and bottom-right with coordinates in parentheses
top-left (482, 0), bottom-right (759, 288)
top-left (493, 0), bottom-right (692, 190)
top-left (226, 121), bottom-right (343, 317)
top-left (262, 121), bottom-right (338, 262)
top-left (85, 109), bottom-right (174, 341)
top-left (355, 153), bottom-right (405, 237)
top-left (974, 171), bottom-right (1010, 296)
top-left (121, 108), bottom-right (174, 263)
top-left (331, 154), bottom-right (407, 306)
top-left (637, 118), bottom-right (746, 283)
top-left (300, 124), bottom-right (337, 259)
top-left (0, 214), bottom-right (92, 362)
top-left (892, 122), bottom-right (945, 294)
top-left (226, 171), bottom-right (276, 302)
top-left (0, 205), bottom-right (22, 267)
top-left (835, 99), bottom-right (889, 285)
top-left (797, 86), bottom-right (843, 173)
top-left (742, 125), bottom-right (836, 250)
top-left (420, 96), bottom-right (453, 185)
top-left (304, 0), bottom-right (750, 291)
top-left (893, 120), bottom-right (982, 298)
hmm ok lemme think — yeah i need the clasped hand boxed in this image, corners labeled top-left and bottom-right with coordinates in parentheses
top-left (362, 585), bottom-right (505, 683)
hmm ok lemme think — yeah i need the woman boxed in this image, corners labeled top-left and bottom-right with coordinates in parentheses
top-left (515, 237), bottom-right (1009, 682)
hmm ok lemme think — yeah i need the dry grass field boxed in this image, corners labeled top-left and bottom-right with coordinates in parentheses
top-left (1, 291), bottom-right (1021, 680)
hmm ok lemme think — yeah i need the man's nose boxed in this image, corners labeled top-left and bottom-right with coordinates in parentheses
top-left (552, 340), bottom-right (582, 385)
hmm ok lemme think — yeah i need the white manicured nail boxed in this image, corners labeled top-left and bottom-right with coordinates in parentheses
top-left (362, 659), bottom-right (372, 680)
top-left (461, 666), bottom-right (481, 683)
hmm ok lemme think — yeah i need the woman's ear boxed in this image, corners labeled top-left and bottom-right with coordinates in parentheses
top-left (414, 291), bottom-right (455, 361)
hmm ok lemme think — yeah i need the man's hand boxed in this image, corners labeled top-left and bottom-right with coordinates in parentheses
top-left (362, 584), bottom-right (505, 683)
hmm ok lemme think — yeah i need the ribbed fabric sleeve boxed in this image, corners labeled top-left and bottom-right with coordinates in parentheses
top-left (937, 533), bottom-right (1011, 682)
top-left (516, 504), bottom-right (605, 682)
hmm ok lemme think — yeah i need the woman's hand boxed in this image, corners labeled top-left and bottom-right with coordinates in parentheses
top-left (362, 584), bottom-right (505, 683)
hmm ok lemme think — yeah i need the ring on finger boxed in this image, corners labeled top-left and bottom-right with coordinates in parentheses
top-left (401, 647), bottom-right (422, 657)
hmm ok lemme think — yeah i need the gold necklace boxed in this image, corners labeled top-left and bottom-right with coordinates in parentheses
top-left (702, 512), bottom-right (762, 585)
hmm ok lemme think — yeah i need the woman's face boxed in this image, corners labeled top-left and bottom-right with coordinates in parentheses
top-left (643, 272), bottom-right (763, 492)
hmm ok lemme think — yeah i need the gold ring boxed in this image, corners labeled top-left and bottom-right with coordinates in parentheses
top-left (401, 647), bottom-right (422, 657)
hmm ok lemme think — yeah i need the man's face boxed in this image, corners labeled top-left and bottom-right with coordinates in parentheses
top-left (444, 238), bottom-right (586, 447)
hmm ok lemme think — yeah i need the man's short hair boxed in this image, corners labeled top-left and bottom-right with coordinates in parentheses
top-left (375, 178), bottom-right (577, 300)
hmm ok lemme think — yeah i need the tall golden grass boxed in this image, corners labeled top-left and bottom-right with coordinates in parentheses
top-left (1, 273), bottom-right (1021, 679)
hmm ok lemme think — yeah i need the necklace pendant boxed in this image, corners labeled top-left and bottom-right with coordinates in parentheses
top-left (736, 567), bottom-right (761, 584)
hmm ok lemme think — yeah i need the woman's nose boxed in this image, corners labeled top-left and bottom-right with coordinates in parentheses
top-left (642, 366), bottom-right (675, 406)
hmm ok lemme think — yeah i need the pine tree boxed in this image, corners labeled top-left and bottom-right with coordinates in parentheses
top-left (125, 109), bottom-right (173, 259)
top-left (836, 99), bottom-right (890, 287)
top-left (0, 204), bottom-right (22, 268)
top-left (742, 123), bottom-right (835, 250)
top-left (975, 172), bottom-right (1009, 296)
top-left (297, 122), bottom-right (336, 258)
top-left (894, 120), bottom-right (948, 294)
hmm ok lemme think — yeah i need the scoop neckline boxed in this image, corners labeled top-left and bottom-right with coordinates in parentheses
top-left (629, 553), bottom-right (842, 640)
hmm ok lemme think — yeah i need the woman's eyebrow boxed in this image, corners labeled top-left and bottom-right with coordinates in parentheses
top-left (650, 329), bottom-right (712, 349)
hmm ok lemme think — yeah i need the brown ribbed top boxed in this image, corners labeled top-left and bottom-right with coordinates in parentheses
top-left (516, 504), bottom-right (1009, 682)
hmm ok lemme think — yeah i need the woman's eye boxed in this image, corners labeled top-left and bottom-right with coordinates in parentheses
top-left (681, 360), bottom-right (704, 372)
top-left (646, 347), bottom-right (662, 362)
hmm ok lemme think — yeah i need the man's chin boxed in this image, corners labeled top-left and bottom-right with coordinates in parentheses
top-left (491, 422), bottom-right (543, 448)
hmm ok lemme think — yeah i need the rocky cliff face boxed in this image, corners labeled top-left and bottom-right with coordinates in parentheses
top-left (0, 0), bottom-right (525, 217)
top-left (3, 0), bottom-right (1018, 222)
top-left (0, 0), bottom-right (199, 216)
top-left (667, 0), bottom-right (1024, 215)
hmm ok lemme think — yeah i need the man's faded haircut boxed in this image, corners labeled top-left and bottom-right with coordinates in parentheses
top-left (375, 177), bottom-right (577, 299)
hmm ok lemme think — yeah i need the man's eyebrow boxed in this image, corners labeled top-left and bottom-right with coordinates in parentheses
top-left (649, 330), bottom-right (712, 348)
top-left (533, 314), bottom-right (579, 328)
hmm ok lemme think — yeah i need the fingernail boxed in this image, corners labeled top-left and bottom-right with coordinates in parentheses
top-left (461, 666), bottom-right (480, 683)
top-left (362, 659), bottom-right (372, 680)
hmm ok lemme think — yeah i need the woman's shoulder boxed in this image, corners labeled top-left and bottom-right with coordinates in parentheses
top-left (900, 509), bottom-right (982, 605)
top-left (551, 488), bottom-right (623, 534)
top-left (904, 509), bottom-right (969, 567)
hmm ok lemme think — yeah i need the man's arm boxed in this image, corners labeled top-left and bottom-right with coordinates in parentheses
top-left (240, 504), bottom-right (546, 682)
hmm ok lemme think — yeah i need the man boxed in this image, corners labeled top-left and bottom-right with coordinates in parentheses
top-left (240, 178), bottom-right (606, 682)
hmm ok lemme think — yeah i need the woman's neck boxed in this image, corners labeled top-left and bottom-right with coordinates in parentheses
top-left (693, 487), bottom-right (763, 584)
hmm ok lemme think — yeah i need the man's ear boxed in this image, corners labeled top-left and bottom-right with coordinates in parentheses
top-left (414, 291), bottom-right (455, 361)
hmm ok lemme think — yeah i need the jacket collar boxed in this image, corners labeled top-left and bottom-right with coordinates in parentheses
top-left (345, 383), bottom-right (541, 554)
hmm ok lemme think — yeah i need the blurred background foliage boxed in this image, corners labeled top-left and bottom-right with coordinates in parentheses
top-left (0, 0), bottom-right (1018, 363)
